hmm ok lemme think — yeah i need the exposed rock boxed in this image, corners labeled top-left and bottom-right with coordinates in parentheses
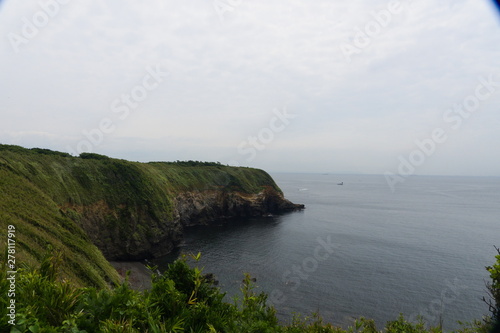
top-left (72, 186), bottom-right (304, 261)
top-left (0, 144), bottom-right (305, 287)
top-left (174, 186), bottom-right (304, 227)
top-left (109, 261), bottom-right (153, 290)
top-left (62, 201), bottom-right (183, 261)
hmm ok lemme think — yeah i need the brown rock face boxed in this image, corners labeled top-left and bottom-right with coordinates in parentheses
top-left (63, 201), bottom-right (183, 261)
top-left (73, 187), bottom-right (304, 261)
top-left (175, 186), bottom-right (304, 227)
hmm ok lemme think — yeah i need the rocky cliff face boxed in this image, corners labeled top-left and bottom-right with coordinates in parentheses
top-left (76, 186), bottom-right (304, 260)
top-left (0, 145), bottom-right (304, 263)
top-left (174, 186), bottom-right (304, 227)
top-left (65, 200), bottom-right (183, 261)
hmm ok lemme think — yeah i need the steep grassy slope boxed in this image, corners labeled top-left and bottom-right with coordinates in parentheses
top-left (0, 164), bottom-right (120, 288)
top-left (0, 144), bottom-right (300, 286)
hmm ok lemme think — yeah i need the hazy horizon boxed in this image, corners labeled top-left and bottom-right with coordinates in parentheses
top-left (1, 0), bottom-right (499, 176)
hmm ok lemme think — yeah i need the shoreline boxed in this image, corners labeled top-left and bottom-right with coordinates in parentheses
top-left (109, 261), bottom-right (153, 290)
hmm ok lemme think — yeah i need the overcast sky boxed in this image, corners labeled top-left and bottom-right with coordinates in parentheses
top-left (1, 0), bottom-right (499, 175)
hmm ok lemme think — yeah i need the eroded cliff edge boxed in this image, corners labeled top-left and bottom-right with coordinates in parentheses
top-left (0, 146), bottom-right (304, 270)
top-left (71, 183), bottom-right (303, 260)
top-left (175, 186), bottom-right (302, 227)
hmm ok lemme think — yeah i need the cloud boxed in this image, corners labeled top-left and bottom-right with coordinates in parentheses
top-left (0, 0), bottom-right (499, 175)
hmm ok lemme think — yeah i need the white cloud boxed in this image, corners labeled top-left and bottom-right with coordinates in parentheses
top-left (0, 0), bottom-right (499, 175)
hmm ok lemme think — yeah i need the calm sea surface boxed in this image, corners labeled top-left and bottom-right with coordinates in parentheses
top-left (153, 174), bottom-right (500, 331)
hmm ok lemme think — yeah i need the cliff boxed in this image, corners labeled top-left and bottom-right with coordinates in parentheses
top-left (0, 145), bottom-right (303, 286)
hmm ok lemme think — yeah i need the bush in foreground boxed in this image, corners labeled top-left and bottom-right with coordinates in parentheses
top-left (0, 249), bottom-right (496, 332)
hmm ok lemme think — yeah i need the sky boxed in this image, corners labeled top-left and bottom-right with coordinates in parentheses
top-left (1, 0), bottom-right (499, 175)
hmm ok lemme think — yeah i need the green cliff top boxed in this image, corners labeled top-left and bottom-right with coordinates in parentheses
top-left (0, 144), bottom-right (284, 287)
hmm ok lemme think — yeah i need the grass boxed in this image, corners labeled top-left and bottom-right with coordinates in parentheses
top-left (0, 144), bottom-right (496, 332)
top-left (0, 251), bottom-right (494, 332)
top-left (0, 166), bottom-right (119, 288)
top-left (0, 144), bottom-right (286, 286)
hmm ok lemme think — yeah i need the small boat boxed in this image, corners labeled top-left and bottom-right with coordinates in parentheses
top-left (337, 182), bottom-right (343, 185)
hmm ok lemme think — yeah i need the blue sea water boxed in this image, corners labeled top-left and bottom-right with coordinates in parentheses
top-left (154, 174), bottom-right (500, 331)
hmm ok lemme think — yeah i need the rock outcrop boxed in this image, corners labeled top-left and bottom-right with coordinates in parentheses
top-left (175, 186), bottom-right (304, 227)
top-left (0, 145), bottom-right (304, 263)
top-left (76, 186), bottom-right (304, 260)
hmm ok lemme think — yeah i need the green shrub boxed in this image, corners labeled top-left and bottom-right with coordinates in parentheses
top-left (12, 250), bottom-right (82, 330)
top-left (77, 281), bottom-right (149, 332)
top-left (485, 247), bottom-right (500, 321)
top-left (0, 144), bottom-right (31, 154)
top-left (79, 153), bottom-right (110, 160)
top-left (30, 148), bottom-right (72, 158)
top-left (3, 245), bottom-right (499, 332)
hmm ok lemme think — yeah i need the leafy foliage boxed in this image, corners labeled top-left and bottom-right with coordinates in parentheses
top-left (0, 145), bottom-right (284, 284)
top-left (1, 250), bottom-right (497, 333)
top-left (79, 152), bottom-right (110, 160)
top-left (485, 247), bottom-right (500, 319)
top-left (0, 144), bottom-right (72, 158)
top-left (0, 145), bottom-right (496, 332)
top-left (165, 160), bottom-right (224, 167)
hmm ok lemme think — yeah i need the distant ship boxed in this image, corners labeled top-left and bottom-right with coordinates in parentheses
top-left (337, 182), bottom-right (343, 185)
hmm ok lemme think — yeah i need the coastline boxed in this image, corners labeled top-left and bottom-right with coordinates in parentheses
top-left (109, 261), bottom-right (153, 290)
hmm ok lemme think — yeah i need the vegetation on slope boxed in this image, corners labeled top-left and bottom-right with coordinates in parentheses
top-left (1, 144), bottom-right (496, 332)
top-left (0, 164), bottom-right (119, 288)
top-left (484, 247), bottom-right (500, 326)
top-left (0, 250), bottom-right (497, 333)
top-left (0, 144), bottom-right (282, 213)
top-left (0, 144), bottom-right (290, 285)
top-left (0, 144), bottom-right (282, 198)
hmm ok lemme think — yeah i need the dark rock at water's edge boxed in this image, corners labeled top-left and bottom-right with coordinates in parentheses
top-left (82, 185), bottom-right (305, 261)
top-left (0, 144), bottom-right (304, 265)
top-left (75, 188), bottom-right (304, 261)
top-left (175, 186), bottom-right (304, 228)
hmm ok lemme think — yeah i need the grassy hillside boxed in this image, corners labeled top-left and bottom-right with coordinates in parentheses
top-left (0, 162), bottom-right (120, 288)
top-left (0, 144), bottom-right (286, 287)
top-left (0, 144), bottom-right (495, 332)
top-left (0, 145), bottom-right (281, 207)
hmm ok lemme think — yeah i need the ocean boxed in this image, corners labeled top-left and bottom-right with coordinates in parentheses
top-left (153, 173), bottom-right (500, 331)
